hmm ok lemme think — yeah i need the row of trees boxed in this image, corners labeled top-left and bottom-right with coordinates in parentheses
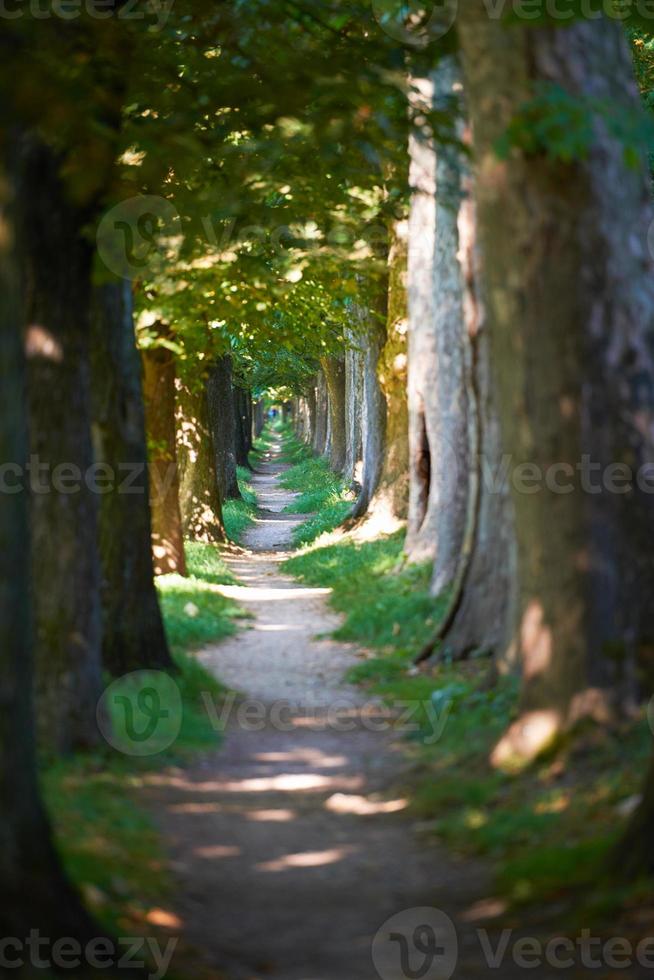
top-left (3, 0), bottom-right (654, 960)
top-left (283, 10), bottom-right (654, 874)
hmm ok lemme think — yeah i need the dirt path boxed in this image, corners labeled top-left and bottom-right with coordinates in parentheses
top-left (144, 439), bottom-right (504, 980)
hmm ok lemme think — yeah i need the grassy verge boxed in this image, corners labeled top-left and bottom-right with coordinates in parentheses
top-left (283, 524), bottom-right (653, 927)
top-left (43, 541), bottom-right (243, 976)
top-left (223, 466), bottom-right (258, 542)
top-left (272, 427), bottom-right (353, 545)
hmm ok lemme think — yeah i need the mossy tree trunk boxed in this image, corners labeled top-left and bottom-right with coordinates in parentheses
top-left (18, 135), bottom-right (103, 754)
top-left (0, 149), bottom-right (119, 970)
top-left (91, 282), bottom-right (175, 675)
top-left (142, 339), bottom-right (187, 577)
top-left (207, 355), bottom-right (241, 500)
top-left (312, 369), bottom-right (329, 456)
top-left (350, 290), bottom-right (387, 520)
top-left (233, 385), bottom-right (252, 468)
top-left (459, 4), bottom-right (654, 763)
top-left (344, 327), bottom-right (364, 487)
top-left (177, 377), bottom-right (225, 544)
top-left (321, 355), bottom-right (347, 473)
top-left (368, 219), bottom-right (410, 521)
top-left (405, 59), bottom-right (470, 579)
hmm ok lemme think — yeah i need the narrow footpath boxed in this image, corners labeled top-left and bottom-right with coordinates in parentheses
top-left (143, 438), bottom-right (517, 980)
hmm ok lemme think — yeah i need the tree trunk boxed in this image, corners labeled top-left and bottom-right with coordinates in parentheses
top-left (432, 190), bottom-right (517, 668)
top-left (254, 399), bottom-right (265, 438)
top-left (91, 282), bottom-right (175, 675)
top-left (233, 386), bottom-right (252, 468)
top-left (305, 384), bottom-right (317, 445)
top-left (350, 292), bottom-right (387, 520)
top-left (344, 328), bottom-right (364, 487)
top-left (142, 340), bottom-right (187, 577)
top-left (0, 149), bottom-right (123, 973)
top-left (177, 377), bottom-right (226, 544)
top-left (405, 59), bottom-right (470, 581)
top-left (18, 135), bottom-right (103, 754)
top-left (321, 355), bottom-right (347, 473)
top-left (369, 218), bottom-right (410, 522)
top-left (207, 355), bottom-right (241, 500)
top-left (312, 369), bottom-right (329, 456)
top-left (459, 5), bottom-right (654, 763)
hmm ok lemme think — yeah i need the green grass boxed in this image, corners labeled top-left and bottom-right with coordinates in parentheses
top-left (43, 539), bottom-right (243, 969)
top-left (223, 466), bottom-right (258, 542)
top-left (156, 541), bottom-right (245, 653)
top-left (283, 521), bottom-right (654, 925)
top-left (284, 530), bottom-right (443, 652)
top-left (272, 429), bottom-right (353, 544)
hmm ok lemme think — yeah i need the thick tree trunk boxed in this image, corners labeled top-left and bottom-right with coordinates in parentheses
top-left (321, 355), bottom-right (347, 473)
top-left (344, 328), bottom-right (364, 487)
top-left (142, 341), bottom-right (187, 577)
top-left (369, 219), bottom-right (410, 522)
top-left (253, 399), bottom-right (265, 438)
top-left (0, 152), bottom-right (123, 973)
top-left (177, 378), bottom-right (225, 544)
top-left (350, 294), bottom-right (387, 520)
top-left (459, 6), bottom-right (654, 763)
top-left (312, 369), bottom-right (329, 456)
top-left (233, 386), bottom-right (252, 468)
top-left (305, 384), bottom-right (317, 445)
top-left (430, 192), bottom-right (517, 668)
top-left (207, 355), bottom-right (241, 500)
top-left (91, 282), bottom-right (175, 675)
top-left (405, 59), bottom-right (470, 581)
top-left (18, 136), bottom-right (103, 754)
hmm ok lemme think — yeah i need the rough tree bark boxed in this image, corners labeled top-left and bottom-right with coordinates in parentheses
top-left (254, 399), bottom-right (265, 438)
top-left (434, 189), bottom-right (517, 668)
top-left (312, 369), bottom-right (329, 456)
top-left (321, 355), bottom-right (347, 473)
top-left (142, 339), bottom-right (187, 576)
top-left (459, 5), bottom-right (654, 763)
top-left (18, 135), bottom-right (103, 754)
top-left (350, 292), bottom-right (388, 520)
top-left (177, 377), bottom-right (225, 544)
top-left (405, 59), bottom-right (470, 582)
top-left (91, 281), bottom-right (175, 675)
top-left (0, 151), bottom-right (130, 977)
top-left (368, 219), bottom-right (410, 521)
top-left (344, 327), bottom-right (364, 487)
top-left (207, 355), bottom-right (241, 500)
top-left (233, 386), bottom-right (252, 468)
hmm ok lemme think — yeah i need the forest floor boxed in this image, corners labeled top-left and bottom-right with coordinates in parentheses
top-left (139, 436), bottom-right (532, 980)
